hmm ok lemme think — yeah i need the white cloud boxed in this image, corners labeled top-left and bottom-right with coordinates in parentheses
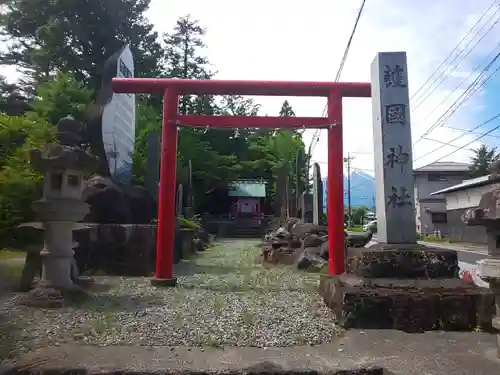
top-left (2, 0), bottom-right (498, 177)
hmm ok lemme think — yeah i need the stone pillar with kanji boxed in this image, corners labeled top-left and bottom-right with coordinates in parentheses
top-left (371, 51), bottom-right (416, 244)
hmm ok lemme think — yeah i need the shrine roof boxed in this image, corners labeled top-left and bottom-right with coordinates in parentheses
top-left (430, 174), bottom-right (497, 196)
top-left (228, 180), bottom-right (267, 198)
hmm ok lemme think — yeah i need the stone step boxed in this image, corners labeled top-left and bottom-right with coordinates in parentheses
top-left (319, 274), bottom-right (495, 333)
top-left (346, 245), bottom-right (459, 279)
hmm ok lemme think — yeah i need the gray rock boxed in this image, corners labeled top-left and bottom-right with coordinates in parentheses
top-left (288, 238), bottom-right (302, 249)
top-left (296, 247), bottom-right (327, 272)
top-left (290, 222), bottom-right (327, 239)
top-left (303, 234), bottom-right (324, 248)
top-left (319, 241), bottom-right (329, 260)
top-left (345, 231), bottom-right (373, 248)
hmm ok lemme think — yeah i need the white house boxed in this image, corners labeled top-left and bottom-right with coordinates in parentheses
top-left (430, 174), bottom-right (500, 244)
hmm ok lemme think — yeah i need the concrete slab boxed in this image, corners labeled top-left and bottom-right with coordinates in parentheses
top-left (3, 330), bottom-right (499, 374)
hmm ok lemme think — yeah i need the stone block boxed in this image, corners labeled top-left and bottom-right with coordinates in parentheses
top-left (319, 275), bottom-right (494, 332)
top-left (346, 247), bottom-right (459, 279)
top-left (180, 229), bottom-right (195, 258)
top-left (73, 224), bottom-right (157, 276)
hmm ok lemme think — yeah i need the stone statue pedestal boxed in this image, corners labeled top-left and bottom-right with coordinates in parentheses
top-left (320, 243), bottom-right (494, 332)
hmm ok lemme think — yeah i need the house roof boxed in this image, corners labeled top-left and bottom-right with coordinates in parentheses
top-left (414, 161), bottom-right (470, 174)
top-left (430, 174), bottom-right (499, 196)
top-left (228, 180), bottom-right (267, 198)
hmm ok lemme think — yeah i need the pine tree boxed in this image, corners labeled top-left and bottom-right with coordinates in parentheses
top-left (279, 100), bottom-right (295, 116)
top-left (0, 76), bottom-right (29, 116)
top-left (469, 144), bottom-right (499, 177)
top-left (0, 0), bottom-right (163, 91)
top-left (162, 15), bottom-right (215, 115)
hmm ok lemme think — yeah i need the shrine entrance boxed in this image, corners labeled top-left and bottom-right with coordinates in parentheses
top-left (112, 78), bottom-right (371, 285)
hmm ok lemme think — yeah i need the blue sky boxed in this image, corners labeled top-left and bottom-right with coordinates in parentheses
top-left (3, 0), bottom-right (500, 177)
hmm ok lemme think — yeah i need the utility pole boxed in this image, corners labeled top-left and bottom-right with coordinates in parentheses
top-left (372, 194), bottom-right (376, 213)
top-left (343, 153), bottom-right (354, 226)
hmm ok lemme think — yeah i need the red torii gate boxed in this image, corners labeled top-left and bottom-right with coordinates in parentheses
top-left (112, 78), bottom-right (371, 286)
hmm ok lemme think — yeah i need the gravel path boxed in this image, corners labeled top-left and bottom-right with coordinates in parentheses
top-left (0, 239), bottom-right (338, 359)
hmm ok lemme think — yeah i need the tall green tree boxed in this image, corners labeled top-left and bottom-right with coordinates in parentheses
top-left (0, 75), bottom-right (29, 116)
top-left (0, 0), bottom-right (163, 91)
top-left (351, 206), bottom-right (369, 225)
top-left (0, 114), bottom-right (53, 242)
top-left (279, 100), bottom-right (295, 116)
top-left (27, 72), bottom-right (93, 125)
top-left (162, 14), bottom-right (215, 114)
top-left (277, 100), bottom-right (308, 194)
top-left (469, 144), bottom-right (499, 178)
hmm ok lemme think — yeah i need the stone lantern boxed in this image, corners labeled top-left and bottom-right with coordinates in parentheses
top-left (19, 115), bottom-right (99, 306)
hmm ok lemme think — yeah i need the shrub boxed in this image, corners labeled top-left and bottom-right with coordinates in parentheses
top-left (0, 114), bottom-right (53, 244)
top-left (179, 216), bottom-right (201, 230)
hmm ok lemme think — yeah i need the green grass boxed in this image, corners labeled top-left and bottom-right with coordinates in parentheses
top-left (346, 226), bottom-right (363, 232)
top-left (175, 239), bottom-right (323, 293)
top-left (0, 262), bottom-right (24, 281)
top-left (0, 249), bottom-right (25, 260)
top-left (421, 234), bottom-right (449, 243)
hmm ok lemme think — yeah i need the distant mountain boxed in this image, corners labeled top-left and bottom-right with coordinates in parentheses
top-left (321, 171), bottom-right (376, 212)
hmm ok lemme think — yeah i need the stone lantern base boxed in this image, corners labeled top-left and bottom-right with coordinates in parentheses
top-left (15, 281), bottom-right (89, 308)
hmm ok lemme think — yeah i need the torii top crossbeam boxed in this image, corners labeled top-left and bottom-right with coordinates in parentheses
top-left (112, 78), bottom-right (371, 128)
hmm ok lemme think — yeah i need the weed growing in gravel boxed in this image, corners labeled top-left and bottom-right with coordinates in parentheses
top-left (173, 288), bottom-right (185, 302)
top-left (0, 316), bottom-right (22, 360)
top-left (91, 312), bottom-right (117, 334)
top-left (294, 333), bottom-right (309, 345)
top-left (213, 295), bottom-right (226, 315)
top-left (241, 310), bottom-right (255, 326)
top-left (205, 336), bottom-right (221, 347)
top-left (174, 309), bottom-right (184, 323)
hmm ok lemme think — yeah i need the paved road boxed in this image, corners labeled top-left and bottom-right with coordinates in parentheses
top-left (419, 241), bottom-right (488, 264)
top-left (371, 235), bottom-right (490, 286)
top-left (370, 235), bottom-right (488, 264)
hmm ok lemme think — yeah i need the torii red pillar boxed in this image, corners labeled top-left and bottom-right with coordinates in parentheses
top-left (111, 78), bottom-right (371, 286)
top-left (152, 89), bottom-right (179, 286)
top-left (327, 90), bottom-right (344, 276)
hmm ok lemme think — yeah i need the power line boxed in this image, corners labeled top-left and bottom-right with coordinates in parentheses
top-left (411, 2), bottom-right (500, 109)
top-left (412, 11), bottom-right (500, 112)
top-left (414, 112), bottom-right (500, 162)
top-left (310, 0), bottom-right (367, 156)
top-left (422, 136), bottom-right (475, 151)
top-left (442, 125), bottom-right (500, 138)
top-left (333, 0), bottom-right (367, 83)
top-left (413, 51), bottom-right (500, 147)
top-left (417, 39), bottom-right (500, 127)
top-left (409, 0), bottom-right (498, 102)
top-left (428, 121), bottom-right (500, 164)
